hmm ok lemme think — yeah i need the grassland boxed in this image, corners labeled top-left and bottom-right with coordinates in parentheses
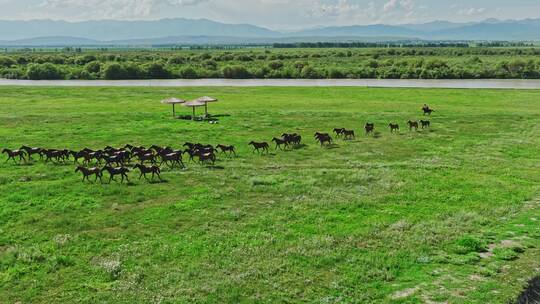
top-left (0, 86), bottom-right (539, 303)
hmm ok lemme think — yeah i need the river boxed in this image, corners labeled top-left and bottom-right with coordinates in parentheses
top-left (0, 78), bottom-right (539, 89)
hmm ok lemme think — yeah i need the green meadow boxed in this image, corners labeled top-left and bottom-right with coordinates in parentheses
top-left (0, 86), bottom-right (539, 303)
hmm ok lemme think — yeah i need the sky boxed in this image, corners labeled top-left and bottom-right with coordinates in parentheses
top-left (0, 0), bottom-right (538, 30)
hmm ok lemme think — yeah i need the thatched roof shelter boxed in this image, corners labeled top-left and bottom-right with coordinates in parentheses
top-left (183, 100), bottom-right (207, 118)
top-left (161, 97), bottom-right (186, 117)
top-left (193, 96), bottom-right (218, 115)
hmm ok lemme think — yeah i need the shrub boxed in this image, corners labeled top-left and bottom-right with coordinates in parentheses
top-left (178, 67), bottom-right (198, 79)
top-left (222, 65), bottom-right (251, 79)
top-left (145, 62), bottom-right (171, 79)
top-left (26, 63), bottom-right (64, 80)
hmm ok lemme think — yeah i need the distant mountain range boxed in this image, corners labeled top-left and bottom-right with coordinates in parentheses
top-left (0, 18), bottom-right (539, 46)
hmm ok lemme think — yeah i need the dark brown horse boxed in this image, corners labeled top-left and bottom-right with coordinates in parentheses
top-left (315, 133), bottom-right (332, 146)
top-left (249, 141), bottom-right (269, 154)
top-left (101, 166), bottom-right (130, 183)
top-left (198, 151), bottom-right (216, 165)
top-left (365, 123), bottom-right (375, 135)
top-left (133, 164), bottom-right (162, 181)
top-left (216, 144), bottom-right (236, 156)
top-left (20, 146), bottom-right (42, 160)
top-left (75, 166), bottom-right (102, 182)
top-left (160, 152), bottom-right (184, 168)
top-left (2, 148), bottom-right (26, 163)
top-left (408, 120), bottom-right (419, 131)
top-left (420, 120), bottom-right (431, 129)
top-left (282, 133), bottom-right (302, 146)
top-left (333, 128), bottom-right (346, 137)
top-left (272, 137), bottom-right (288, 150)
top-left (388, 123), bottom-right (399, 133)
top-left (343, 129), bottom-right (355, 140)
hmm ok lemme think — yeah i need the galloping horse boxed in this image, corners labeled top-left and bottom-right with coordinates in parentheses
top-left (197, 151), bottom-right (216, 165)
top-left (249, 141), bottom-right (269, 154)
top-left (408, 121), bottom-right (419, 131)
top-left (2, 148), bottom-right (26, 164)
top-left (365, 123), bottom-right (375, 135)
top-left (133, 164), bottom-right (162, 181)
top-left (343, 129), bottom-right (355, 140)
top-left (315, 132), bottom-right (332, 146)
top-left (217, 144), bottom-right (236, 156)
top-left (282, 133), bottom-right (302, 146)
top-left (75, 166), bottom-right (102, 182)
top-left (420, 120), bottom-right (431, 129)
top-left (388, 123), bottom-right (399, 133)
top-left (272, 137), bottom-right (288, 150)
top-left (160, 152), bottom-right (184, 168)
top-left (101, 166), bottom-right (130, 183)
top-left (20, 146), bottom-right (42, 160)
top-left (333, 128), bottom-right (346, 138)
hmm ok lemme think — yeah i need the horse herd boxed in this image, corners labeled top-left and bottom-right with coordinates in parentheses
top-left (2, 106), bottom-right (435, 184)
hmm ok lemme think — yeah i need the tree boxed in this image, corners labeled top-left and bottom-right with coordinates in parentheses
top-left (102, 63), bottom-right (126, 80)
top-left (222, 65), bottom-right (251, 79)
top-left (145, 62), bottom-right (171, 79)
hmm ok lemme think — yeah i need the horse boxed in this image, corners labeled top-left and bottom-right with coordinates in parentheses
top-left (103, 155), bottom-right (123, 167)
top-left (342, 129), bottom-right (355, 140)
top-left (422, 105), bottom-right (434, 115)
top-left (333, 128), bottom-right (346, 137)
top-left (183, 148), bottom-right (199, 162)
top-left (282, 133), bottom-right (302, 146)
top-left (133, 164), bottom-right (162, 181)
top-left (160, 152), bottom-right (184, 168)
top-left (272, 137), bottom-right (288, 150)
top-left (43, 149), bottom-right (65, 163)
top-left (315, 133), bottom-right (332, 146)
top-left (388, 123), bottom-right (399, 133)
top-left (20, 146), bottom-right (42, 160)
top-left (198, 151), bottom-right (216, 165)
top-left (420, 120), bottom-right (431, 129)
top-left (365, 123), bottom-right (375, 135)
top-left (408, 120), bottom-right (419, 131)
top-left (249, 141), bottom-right (269, 154)
top-left (137, 152), bottom-right (156, 165)
top-left (216, 144), bottom-right (236, 156)
top-left (2, 148), bottom-right (26, 164)
top-left (75, 166), bottom-right (102, 182)
top-left (101, 166), bottom-right (130, 183)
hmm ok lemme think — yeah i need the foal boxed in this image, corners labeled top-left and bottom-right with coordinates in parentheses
top-left (133, 164), bottom-right (162, 181)
top-left (2, 148), bottom-right (26, 164)
top-left (102, 166), bottom-right (130, 183)
top-left (75, 166), bottom-right (102, 182)
top-left (249, 141), bottom-right (269, 154)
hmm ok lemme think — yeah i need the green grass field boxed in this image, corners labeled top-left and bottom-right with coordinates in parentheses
top-left (0, 86), bottom-right (539, 303)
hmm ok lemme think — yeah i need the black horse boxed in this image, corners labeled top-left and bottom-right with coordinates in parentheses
top-left (2, 148), bottom-right (26, 164)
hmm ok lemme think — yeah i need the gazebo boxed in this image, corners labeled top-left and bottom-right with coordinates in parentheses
top-left (193, 96), bottom-right (218, 116)
top-left (183, 100), bottom-right (207, 120)
top-left (161, 97), bottom-right (186, 117)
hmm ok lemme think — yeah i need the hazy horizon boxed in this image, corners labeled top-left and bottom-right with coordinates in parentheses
top-left (0, 0), bottom-right (538, 30)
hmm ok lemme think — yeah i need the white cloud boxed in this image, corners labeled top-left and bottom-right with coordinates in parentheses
top-left (458, 7), bottom-right (487, 16)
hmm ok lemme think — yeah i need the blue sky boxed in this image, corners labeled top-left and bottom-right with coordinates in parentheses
top-left (0, 0), bottom-right (538, 29)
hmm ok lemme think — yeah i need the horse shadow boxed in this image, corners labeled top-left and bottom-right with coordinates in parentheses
top-left (206, 165), bottom-right (225, 170)
top-left (325, 143), bottom-right (340, 149)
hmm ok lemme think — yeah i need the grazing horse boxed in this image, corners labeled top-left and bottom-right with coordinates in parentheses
top-left (420, 120), bottom-right (431, 129)
top-left (133, 164), bottom-right (162, 181)
top-left (249, 141), bottom-right (269, 154)
top-left (408, 121), bottom-right (419, 131)
top-left (75, 166), bottom-right (102, 182)
top-left (2, 148), bottom-right (26, 163)
top-left (160, 152), bottom-right (184, 168)
top-left (20, 146), bottom-right (42, 160)
top-left (422, 105), bottom-right (434, 115)
top-left (343, 129), bottom-right (355, 140)
top-left (333, 128), bottom-right (346, 138)
top-left (365, 123), bottom-right (375, 135)
top-left (216, 144), bottom-right (236, 156)
top-left (272, 137), bottom-right (288, 150)
top-left (388, 123), bottom-right (399, 133)
top-left (315, 133), bottom-right (332, 146)
top-left (101, 166), bottom-right (130, 183)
